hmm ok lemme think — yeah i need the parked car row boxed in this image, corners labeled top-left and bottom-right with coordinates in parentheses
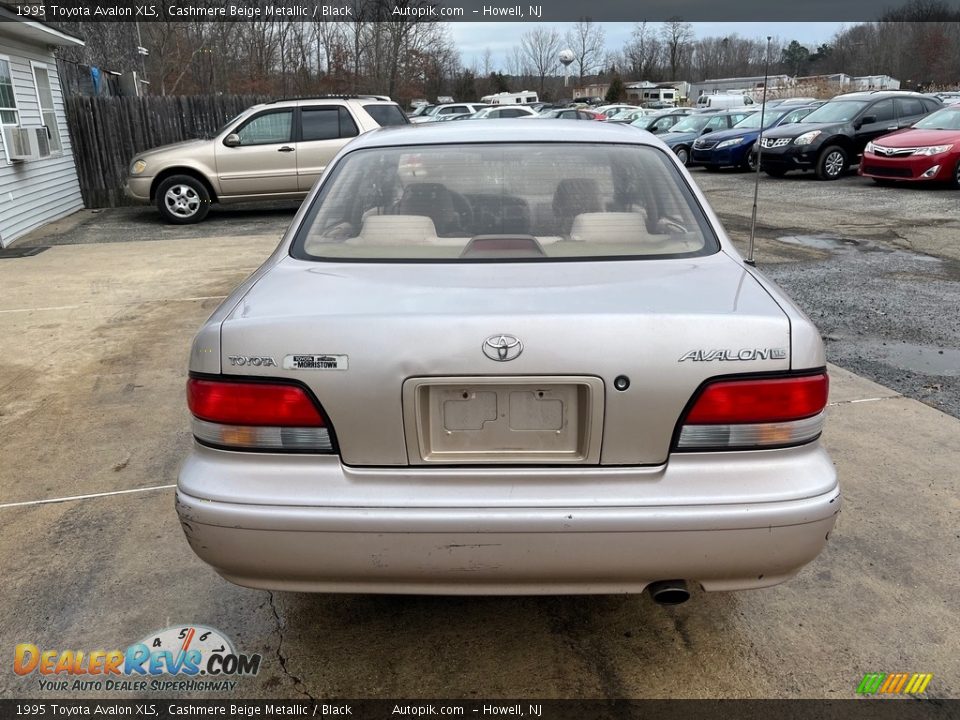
top-left (125, 91), bottom-right (957, 225)
top-left (632, 90), bottom-right (956, 188)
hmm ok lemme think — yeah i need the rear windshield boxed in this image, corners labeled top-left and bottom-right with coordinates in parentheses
top-left (291, 142), bottom-right (718, 262)
top-left (363, 104), bottom-right (409, 127)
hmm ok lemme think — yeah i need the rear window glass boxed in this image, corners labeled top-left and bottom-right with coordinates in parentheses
top-left (363, 104), bottom-right (409, 127)
top-left (291, 143), bottom-right (718, 263)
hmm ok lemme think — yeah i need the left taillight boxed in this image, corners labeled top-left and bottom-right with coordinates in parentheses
top-left (675, 372), bottom-right (829, 451)
top-left (187, 377), bottom-right (333, 452)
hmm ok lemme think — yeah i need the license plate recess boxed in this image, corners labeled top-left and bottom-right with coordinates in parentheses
top-left (402, 376), bottom-right (604, 464)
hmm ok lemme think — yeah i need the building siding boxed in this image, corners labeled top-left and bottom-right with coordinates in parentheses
top-left (0, 35), bottom-right (83, 248)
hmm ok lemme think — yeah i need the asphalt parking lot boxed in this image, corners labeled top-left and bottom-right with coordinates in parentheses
top-left (2, 170), bottom-right (958, 700)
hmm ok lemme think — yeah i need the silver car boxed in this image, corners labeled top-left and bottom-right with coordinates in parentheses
top-left (177, 121), bottom-right (839, 601)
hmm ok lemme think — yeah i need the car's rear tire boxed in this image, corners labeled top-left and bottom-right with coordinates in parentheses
top-left (816, 146), bottom-right (848, 181)
top-left (952, 159), bottom-right (960, 189)
top-left (675, 147), bottom-right (690, 165)
top-left (743, 146), bottom-right (759, 172)
top-left (763, 166), bottom-right (788, 177)
top-left (156, 175), bottom-right (211, 224)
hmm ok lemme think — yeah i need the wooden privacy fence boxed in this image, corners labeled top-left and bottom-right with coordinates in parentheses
top-left (65, 94), bottom-right (273, 208)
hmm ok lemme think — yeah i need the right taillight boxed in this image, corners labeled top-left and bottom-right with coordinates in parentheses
top-left (187, 377), bottom-right (334, 452)
top-left (675, 372), bottom-right (828, 451)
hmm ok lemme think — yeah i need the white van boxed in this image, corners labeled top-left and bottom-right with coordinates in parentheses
top-left (695, 93), bottom-right (755, 110)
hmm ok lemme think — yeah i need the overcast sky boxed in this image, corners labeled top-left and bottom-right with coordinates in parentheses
top-left (449, 22), bottom-right (849, 71)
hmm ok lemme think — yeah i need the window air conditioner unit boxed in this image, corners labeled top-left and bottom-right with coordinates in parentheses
top-left (3, 126), bottom-right (35, 161)
top-left (33, 126), bottom-right (51, 158)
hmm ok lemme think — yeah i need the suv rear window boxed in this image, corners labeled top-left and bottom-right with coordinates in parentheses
top-left (363, 104), bottom-right (409, 127)
top-left (292, 143), bottom-right (717, 262)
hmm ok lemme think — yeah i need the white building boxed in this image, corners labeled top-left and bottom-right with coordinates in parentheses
top-left (689, 75), bottom-right (795, 100)
top-left (0, 11), bottom-right (84, 247)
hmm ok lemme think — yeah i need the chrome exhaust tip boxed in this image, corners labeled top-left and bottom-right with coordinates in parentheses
top-left (647, 579), bottom-right (690, 605)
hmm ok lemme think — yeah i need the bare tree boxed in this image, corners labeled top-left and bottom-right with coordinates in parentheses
top-left (623, 22), bottom-right (662, 80)
top-left (481, 47), bottom-right (494, 76)
top-left (660, 18), bottom-right (694, 80)
top-left (521, 26), bottom-right (562, 96)
top-left (506, 45), bottom-right (529, 80)
top-left (565, 19), bottom-right (606, 83)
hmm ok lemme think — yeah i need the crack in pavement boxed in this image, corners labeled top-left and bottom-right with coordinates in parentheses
top-left (268, 591), bottom-right (317, 703)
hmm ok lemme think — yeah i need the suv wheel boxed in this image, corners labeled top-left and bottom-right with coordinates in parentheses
top-left (157, 175), bottom-right (211, 224)
top-left (816, 146), bottom-right (848, 181)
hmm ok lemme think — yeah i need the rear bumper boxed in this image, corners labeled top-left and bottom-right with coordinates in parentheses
top-left (176, 443), bottom-right (840, 594)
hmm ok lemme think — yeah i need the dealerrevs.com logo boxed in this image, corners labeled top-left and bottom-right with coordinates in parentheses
top-left (14, 625), bottom-right (262, 692)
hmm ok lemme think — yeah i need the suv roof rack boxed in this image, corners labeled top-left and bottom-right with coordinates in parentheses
top-left (266, 94), bottom-right (392, 104)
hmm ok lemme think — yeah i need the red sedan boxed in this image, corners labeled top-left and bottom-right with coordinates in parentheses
top-left (860, 105), bottom-right (960, 186)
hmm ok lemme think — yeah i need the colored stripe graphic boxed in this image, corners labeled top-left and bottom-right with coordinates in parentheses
top-left (858, 673), bottom-right (932, 694)
top-left (857, 673), bottom-right (886, 694)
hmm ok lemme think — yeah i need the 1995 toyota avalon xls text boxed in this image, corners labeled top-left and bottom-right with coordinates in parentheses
top-left (176, 121), bottom-right (840, 602)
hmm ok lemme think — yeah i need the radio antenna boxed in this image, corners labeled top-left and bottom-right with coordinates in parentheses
top-left (746, 35), bottom-right (772, 267)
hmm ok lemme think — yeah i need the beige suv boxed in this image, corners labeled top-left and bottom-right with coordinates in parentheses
top-left (125, 96), bottom-right (408, 224)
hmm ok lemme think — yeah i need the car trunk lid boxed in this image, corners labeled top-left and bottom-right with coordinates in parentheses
top-left (219, 253), bottom-right (791, 466)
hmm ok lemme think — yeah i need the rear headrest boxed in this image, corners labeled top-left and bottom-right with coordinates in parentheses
top-left (569, 212), bottom-right (650, 244)
top-left (552, 178), bottom-right (602, 217)
top-left (354, 215), bottom-right (438, 245)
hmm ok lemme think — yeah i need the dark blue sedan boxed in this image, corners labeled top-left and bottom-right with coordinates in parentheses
top-left (691, 105), bottom-right (818, 171)
top-left (656, 110), bottom-right (756, 165)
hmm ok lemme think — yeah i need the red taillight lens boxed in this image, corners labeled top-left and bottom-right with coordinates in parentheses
top-left (677, 372), bottom-right (829, 451)
top-left (187, 378), bottom-right (325, 427)
top-left (686, 373), bottom-right (828, 424)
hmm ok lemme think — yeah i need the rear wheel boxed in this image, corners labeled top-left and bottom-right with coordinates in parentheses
top-left (816, 146), bottom-right (848, 180)
top-left (156, 174), bottom-right (211, 224)
top-left (675, 147), bottom-right (690, 165)
top-left (952, 159), bottom-right (960, 189)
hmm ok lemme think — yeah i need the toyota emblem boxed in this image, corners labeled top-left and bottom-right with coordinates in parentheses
top-left (483, 334), bottom-right (523, 362)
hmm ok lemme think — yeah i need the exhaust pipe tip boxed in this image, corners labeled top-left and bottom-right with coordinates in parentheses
top-left (647, 579), bottom-right (690, 606)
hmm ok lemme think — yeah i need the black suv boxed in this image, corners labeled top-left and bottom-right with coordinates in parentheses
top-left (757, 91), bottom-right (942, 180)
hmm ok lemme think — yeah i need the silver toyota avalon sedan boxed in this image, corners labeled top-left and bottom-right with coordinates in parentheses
top-left (177, 120), bottom-right (839, 601)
